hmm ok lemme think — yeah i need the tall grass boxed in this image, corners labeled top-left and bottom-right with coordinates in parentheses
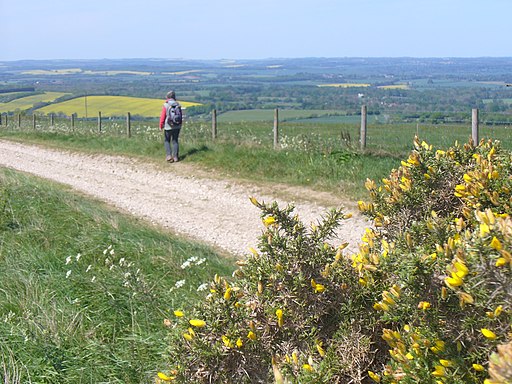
top-left (0, 169), bottom-right (234, 383)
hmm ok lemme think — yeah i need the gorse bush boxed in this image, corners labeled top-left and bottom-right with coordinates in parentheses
top-left (159, 137), bottom-right (511, 383)
top-left (357, 137), bottom-right (512, 383)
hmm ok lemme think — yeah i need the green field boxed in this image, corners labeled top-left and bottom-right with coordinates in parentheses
top-left (217, 109), bottom-right (346, 122)
top-left (0, 92), bottom-right (69, 113)
top-left (36, 95), bottom-right (202, 118)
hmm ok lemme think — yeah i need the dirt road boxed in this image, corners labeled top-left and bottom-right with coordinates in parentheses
top-left (0, 140), bottom-right (368, 256)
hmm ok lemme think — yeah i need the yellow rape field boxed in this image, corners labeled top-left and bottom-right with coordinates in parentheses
top-left (36, 95), bottom-right (202, 118)
top-left (0, 92), bottom-right (70, 113)
top-left (318, 83), bottom-right (371, 88)
top-left (378, 84), bottom-right (410, 90)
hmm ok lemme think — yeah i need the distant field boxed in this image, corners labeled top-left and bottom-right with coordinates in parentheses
top-left (36, 95), bottom-right (202, 117)
top-left (483, 98), bottom-right (512, 105)
top-left (22, 69), bottom-right (152, 76)
top-left (217, 109), bottom-right (344, 122)
top-left (318, 83), bottom-right (371, 88)
top-left (0, 92), bottom-right (69, 113)
top-left (378, 84), bottom-right (409, 90)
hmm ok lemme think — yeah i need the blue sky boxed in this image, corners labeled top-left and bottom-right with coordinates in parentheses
top-left (1, 0), bottom-right (510, 61)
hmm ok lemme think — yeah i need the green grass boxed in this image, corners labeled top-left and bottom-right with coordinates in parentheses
top-left (0, 169), bottom-right (234, 383)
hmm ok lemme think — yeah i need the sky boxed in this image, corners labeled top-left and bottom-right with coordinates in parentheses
top-left (1, 0), bottom-right (510, 61)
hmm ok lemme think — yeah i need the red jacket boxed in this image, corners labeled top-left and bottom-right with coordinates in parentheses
top-left (159, 99), bottom-right (170, 130)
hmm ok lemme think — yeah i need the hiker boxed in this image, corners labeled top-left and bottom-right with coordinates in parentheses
top-left (159, 90), bottom-right (183, 162)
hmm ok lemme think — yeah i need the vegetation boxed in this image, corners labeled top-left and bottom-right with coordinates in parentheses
top-left (157, 138), bottom-right (512, 383)
top-left (0, 169), bottom-right (234, 383)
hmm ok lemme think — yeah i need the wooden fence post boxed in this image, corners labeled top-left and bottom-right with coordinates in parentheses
top-left (50, 113), bottom-right (54, 126)
top-left (4, 114), bottom-right (7, 127)
top-left (0, 113), bottom-right (2, 126)
top-left (71, 114), bottom-right (75, 130)
top-left (33, 114), bottom-right (36, 130)
top-left (212, 109), bottom-right (217, 140)
top-left (360, 105), bottom-right (367, 150)
top-left (18, 114), bottom-right (21, 128)
top-left (98, 111), bottom-right (102, 133)
top-left (273, 108), bottom-right (279, 149)
top-left (126, 112), bottom-right (131, 138)
top-left (472, 108), bottom-right (479, 145)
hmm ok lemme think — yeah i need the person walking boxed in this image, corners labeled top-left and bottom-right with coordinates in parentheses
top-left (159, 90), bottom-right (183, 162)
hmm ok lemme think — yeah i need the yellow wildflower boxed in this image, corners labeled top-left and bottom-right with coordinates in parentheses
top-left (247, 331), bottom-right (257, 340)
top-left (302, 364), bottom-right (314, 372)
top-left (440, 359), bottom-right (454, 367)
top-left (263, 216), bottom-right (276, 227)
top-left (368, 370), bottom-right (381, 382)
top-left (236, 337), bottom-right (243, 348)
top-left (418, 301), bottom-right (431, 310)
top-left (224, 287), bottom-right (232, 300)
top-left (189, 319), bottom-right (206, 328)
top-left (445, 273), bottom-right (463, 288)
top-left (496, 258), bottom-right (507, 267)
top-left (222, 335), bottom-right (233, 348)
top-left (157, 372), bottom-right (175, 381)
top-left (472, 363), bottom-right (485, 372)
top-left (173, 310), bottom-right (184, 317)
top-left (249, 196), bottom-right (259, 206)
top-left (183, 333), bottom-right (193, 341)
top-left (316, 342), bottom-right (326, 357)
top-left (490, 237), bottom-right (502, 251)
top-left (481, 328), bottom-right (497, 340)
top-left (276, 309), bottom-right (284, 327)
top-left (432, 365), bottom-right (446, 377)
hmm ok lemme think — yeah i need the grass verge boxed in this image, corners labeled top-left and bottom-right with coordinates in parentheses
top-left (0, 168), bottom-right (234, 383)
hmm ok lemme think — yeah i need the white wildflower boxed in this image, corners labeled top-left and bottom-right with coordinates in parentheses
top-left (86, 265), bottom-right (92, 273)
top-left (197, 283), bottom-right (209, 292)
top-left (75, 253), bottom-right (81, 262)
top-left (65, 256), bottom-right (72, 265)
top-left (175, 279), bottom-right (186, 288)
top-left (66, 270), bottom-right (72, 279)
top-left (91, 276), bottom-right (96, 283)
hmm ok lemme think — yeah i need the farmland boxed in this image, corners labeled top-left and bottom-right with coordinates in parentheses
top-left (36, 95), bottom-right (202, 118)
top-left (0, 91), bottom-right (69, 113)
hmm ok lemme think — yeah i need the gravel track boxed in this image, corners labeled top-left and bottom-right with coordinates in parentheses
top-left (0, 140), bottom-right (368, 256)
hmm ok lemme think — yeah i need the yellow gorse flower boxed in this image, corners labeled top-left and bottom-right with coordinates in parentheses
top-left (368, 370), bottom-right (381, 382)
top-left (263, 216), bottom-right (276, 227)
top-left (189, 319), bottom-right (206, 328)
top-left (173, 310), bottom-right (184, 317)
top-left (432, 365), bottom-right (446, 377)
top-left (276, 309), bottom-right (284, 327)
top-left (481, 328), bottom-right (497, 340)
top-left (157, 372), bottom-right (176, 381)
top-left (247, 331), bottom-right (257, 340)
top-left (472, 363), bottom-right (485, 372)
top-left (490, 236), bottom-right (502, 250)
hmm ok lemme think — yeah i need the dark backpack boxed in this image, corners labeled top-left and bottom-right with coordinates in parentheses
top-left (167, 101), bottom-right (182, 126)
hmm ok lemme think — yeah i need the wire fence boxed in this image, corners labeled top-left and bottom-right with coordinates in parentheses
top-left (1, 109), bottom-right (512, 155)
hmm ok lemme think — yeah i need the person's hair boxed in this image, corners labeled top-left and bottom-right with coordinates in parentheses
top-left (166, 90), bottom-right (176, 99)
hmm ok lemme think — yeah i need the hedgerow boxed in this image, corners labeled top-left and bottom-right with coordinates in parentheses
top-left (158, 137), bottom-right (511, 384)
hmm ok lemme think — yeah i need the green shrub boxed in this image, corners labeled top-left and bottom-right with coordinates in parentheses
top-left (159, 137), bottom-right (511, 384)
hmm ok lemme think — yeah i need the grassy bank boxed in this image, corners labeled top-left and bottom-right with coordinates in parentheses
top-left (0, 168), bottom-right (234, 383)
